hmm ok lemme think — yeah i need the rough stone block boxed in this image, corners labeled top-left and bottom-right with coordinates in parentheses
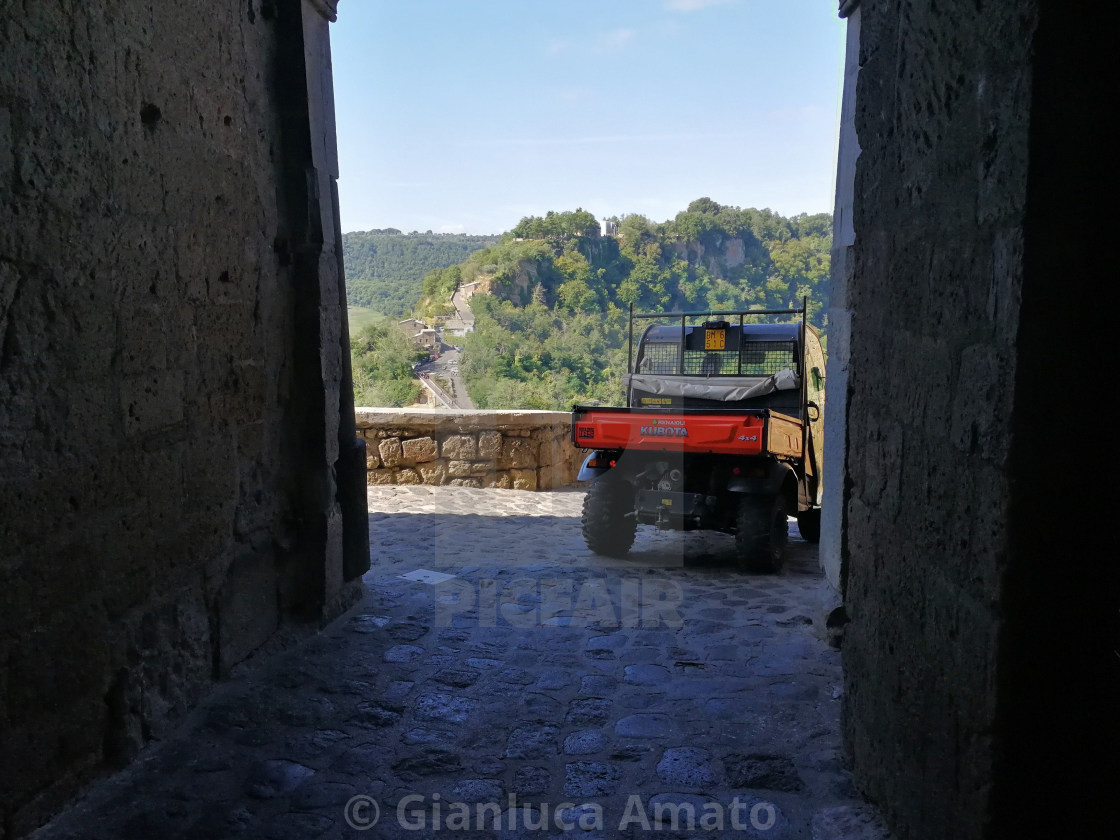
top-left (441, 434), bottom-right (476, 459)
top-left (365, 450), bottom-right (381, 470)
top-left (537, 466), bottom-right (558, 491)
top-left (447, 460), bottom-right (474, 478)
top-left (480, 472), bottom-right (505, 489)
top-left (493, 472), bottom-right (512, 489)
top-left (563, 447), bottom-right (582, 486)
top-left (402, 436), bottom-right (437, 464)
top-left (511, 468), bottom-right (537, 491)
top-left (396, 468), bottom-right (421, 485)
top-left (448, 478), bottom-right (482, 488)
top-left (378, 438), bottom-right (403, 468)
top-left (417, 460), bottom-right (448, 485)
top-left (477, 430), bottom-right (502, 459)
top-left (501, 438), bottom-right (537, 469)
top-left (537, 436), bottom-right (561, 468)
top-left (368, 469), bottom-right (397, 486)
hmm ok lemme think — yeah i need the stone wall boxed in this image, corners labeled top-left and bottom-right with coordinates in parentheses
top-left (0, 2), bottom-right (366, 835)
top-left (356, 409), bottom-right (584, 491)
top-left (839, 1), bottom-right (1116, 838)
top-left (820, 2), bottom-right (860, 595)
top-left (840, 2), bottom-right (1035, 834)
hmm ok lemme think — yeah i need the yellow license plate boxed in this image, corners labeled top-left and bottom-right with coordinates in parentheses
top-left (704, 329), bottom-right (726, 350)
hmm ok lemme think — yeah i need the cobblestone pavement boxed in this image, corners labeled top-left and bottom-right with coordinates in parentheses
top-left (34, 487), bottom-right (890, 840)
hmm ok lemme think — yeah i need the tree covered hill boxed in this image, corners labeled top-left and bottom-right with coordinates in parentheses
top-left (343, 230), bottom-right (501, 316)
top-left (417, 201), bottom-right (830, 324)
top-left (437, 199), bottom-right (833, 410)
top-left (346, 201), bottom-right (832, 409)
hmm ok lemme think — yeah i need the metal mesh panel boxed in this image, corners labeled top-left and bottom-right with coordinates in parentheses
top-left (682, 350), bottom-right (740, 375)
top-left (740, 341), bottom-right (797, 375)
top-left (637, 342), bottom-right (679, 374)
top-left (638, 338), bottom-right (798, 376)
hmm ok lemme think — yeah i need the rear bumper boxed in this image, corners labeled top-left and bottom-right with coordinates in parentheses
top-left (571, 406), bottom-right (767, 456)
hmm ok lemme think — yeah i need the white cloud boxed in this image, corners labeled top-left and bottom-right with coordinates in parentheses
top-left (665, 0), bottom-right (732, 12)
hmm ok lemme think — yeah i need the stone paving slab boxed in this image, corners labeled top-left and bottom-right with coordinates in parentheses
top-left (32, 487), bottom-right (890, 840)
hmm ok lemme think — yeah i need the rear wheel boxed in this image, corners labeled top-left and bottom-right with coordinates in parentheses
top-left (581, 476), bottom-right (638, 557)
top-left (796, 507), bottom-right (821, 543)
top-left (735, 494), bottom-right (788, 573)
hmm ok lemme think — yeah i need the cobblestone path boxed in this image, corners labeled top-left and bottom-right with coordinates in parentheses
top-left (34, 487), bottom-right (889, 840)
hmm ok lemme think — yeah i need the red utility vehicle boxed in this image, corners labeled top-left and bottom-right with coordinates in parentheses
top-left (572, 304), bottom-right (825, 571)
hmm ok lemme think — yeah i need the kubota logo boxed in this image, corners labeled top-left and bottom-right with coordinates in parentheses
top-left (640, 425), bottom-right (688, 437)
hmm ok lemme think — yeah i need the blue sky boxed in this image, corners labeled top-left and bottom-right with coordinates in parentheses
top-left (331, 1), bottom-right (846, 234)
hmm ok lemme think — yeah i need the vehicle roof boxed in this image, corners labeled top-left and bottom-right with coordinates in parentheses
top-left (641, 322), bottom-right (802, 343)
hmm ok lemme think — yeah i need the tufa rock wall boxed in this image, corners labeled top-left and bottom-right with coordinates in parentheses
top-left (356, 409), bottom-right (584, 491)
top-left (840, 4), bottom-right (1118, 836)
top-left (839, 1), bottom-right (1035, 837)
top-left (0, 1), bottom-right (366, 835)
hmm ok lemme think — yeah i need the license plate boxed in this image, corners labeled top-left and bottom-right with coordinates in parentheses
top-left (704, 329), bottom-right (726, 350)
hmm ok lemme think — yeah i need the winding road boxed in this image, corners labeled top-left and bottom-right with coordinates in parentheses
top-left (416, 344), bottom-right (474, 409)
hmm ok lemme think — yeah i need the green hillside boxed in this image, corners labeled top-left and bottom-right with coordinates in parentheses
top-left (343, 230), bottom-right (501, 317)
top-left (350, 200), bottom-right (832, 410)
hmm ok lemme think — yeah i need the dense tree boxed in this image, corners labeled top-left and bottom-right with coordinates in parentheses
top-left (686, 197), bottom-right (723, 215)
top-left (511, 209), bottom-right (599, 242)
top-left (350, 321), bottom-right (427, 407)
top-left (556, 279), bottom-right (598, 313)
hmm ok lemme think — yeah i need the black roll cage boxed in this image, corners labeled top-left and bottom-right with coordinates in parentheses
top-left (623, 300), bottom-right (813, 507)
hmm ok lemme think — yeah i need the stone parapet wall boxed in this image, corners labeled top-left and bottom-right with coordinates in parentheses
top-left (355, 408), bottom-right (584, 490)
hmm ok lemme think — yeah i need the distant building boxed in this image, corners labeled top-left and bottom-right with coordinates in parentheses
top-left (398, 318), bottom-right (439, 350)
top-left (600, 218), bottom-right (618, 237)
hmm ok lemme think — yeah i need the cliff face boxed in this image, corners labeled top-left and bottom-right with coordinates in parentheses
top-left (482, 234), bottom-right (761, 307)
top-left (671, 235), bottom-right (749, 278)
top-left (488, 261), bottom-right (543, 306)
